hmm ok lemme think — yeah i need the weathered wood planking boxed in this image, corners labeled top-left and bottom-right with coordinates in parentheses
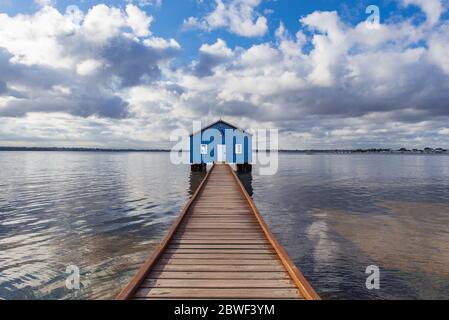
top-left (116, 164), bottom-right (320, 300)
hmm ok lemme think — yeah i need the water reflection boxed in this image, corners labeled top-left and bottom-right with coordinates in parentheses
top-left (237, 172), bottom-right (253, 197)
top-left (189, 170), bottom-right (207, 196)
top-left (250, 154), bottom-right (449, 299)
top-left (2, 153), bottom-right (449, 299)
top-left (0, 152), bottom-right (191, 300)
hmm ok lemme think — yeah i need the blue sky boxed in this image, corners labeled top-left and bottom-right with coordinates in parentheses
top-left (0, 0), bottom-right (449, 149)
top-left (0, 0), bottom-right (428, 62)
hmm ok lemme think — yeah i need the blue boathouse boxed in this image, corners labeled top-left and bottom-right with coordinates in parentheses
top-left (190, 120), bottom-right (252, 172)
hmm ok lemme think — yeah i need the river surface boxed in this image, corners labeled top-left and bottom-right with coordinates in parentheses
top-left (1, 152), bottom-right (448, 299)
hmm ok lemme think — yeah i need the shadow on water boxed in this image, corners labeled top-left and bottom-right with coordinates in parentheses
top-left (237, 171), bottom-right (253, 197)
top-left (189, 170), bottom-right (207, 196)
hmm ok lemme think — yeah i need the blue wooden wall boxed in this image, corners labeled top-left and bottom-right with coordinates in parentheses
top-left (190, 121), bottom-right (252, 164)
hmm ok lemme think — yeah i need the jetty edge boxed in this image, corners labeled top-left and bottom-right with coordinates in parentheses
top-left (116, 164), bottom-right (320, 300)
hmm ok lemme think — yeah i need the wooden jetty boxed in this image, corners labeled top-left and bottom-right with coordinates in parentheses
top-left (117, 164), bottom-right (319, 300)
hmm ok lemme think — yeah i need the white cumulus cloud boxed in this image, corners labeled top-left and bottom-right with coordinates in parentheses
top-left (1, 3), bottom-right (449, 149)
top-left (126, 4), bottom-right (153, 37)
top-left (401, 0), bottom-right (444, 26)
top-left (184, 0), bottom-right (268, 37)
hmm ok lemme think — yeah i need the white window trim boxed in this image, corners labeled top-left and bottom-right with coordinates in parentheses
top-left (235, 144), bottom-right (243, 155)
top-left (200, 144), bottom-right (208, 155)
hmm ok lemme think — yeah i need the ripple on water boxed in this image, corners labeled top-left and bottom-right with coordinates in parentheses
top-left (249, 154), bottom-right (449, 299)
top-left (0, 152), bottom-right (191, 299)
top-left (2, 153), bottom-right (449, 299)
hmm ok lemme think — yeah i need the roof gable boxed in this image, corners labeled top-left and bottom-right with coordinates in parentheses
top-left (190, 120), bottom-right (252, 136)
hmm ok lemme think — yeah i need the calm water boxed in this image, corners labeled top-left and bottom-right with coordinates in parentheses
top-left (1, 152), bottom-right (449, 299)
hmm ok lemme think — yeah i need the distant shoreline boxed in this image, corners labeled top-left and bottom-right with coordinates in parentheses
top-left (0, 147), bottom-right (170, 153)
top-left (0, 146), bottom-right (448, 154)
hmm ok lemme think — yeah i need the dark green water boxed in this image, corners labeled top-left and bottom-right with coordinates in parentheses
top-left (1, 152), bottom-right (448, 299)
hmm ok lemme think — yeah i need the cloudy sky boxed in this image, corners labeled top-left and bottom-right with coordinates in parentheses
top-left (0, 0), bottom-right (448, 149)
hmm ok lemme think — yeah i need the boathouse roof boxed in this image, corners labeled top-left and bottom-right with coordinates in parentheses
top-left (190, 119), bottom-right (252, 137)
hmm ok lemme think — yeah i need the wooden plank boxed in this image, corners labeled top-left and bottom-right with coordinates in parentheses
top-left (201, 189), bottom-right (241, 191)
top-left (117, 164), bottom-right (318, 301)
top-left (174, 231), bottom-right (266, 239)
top-left (182, 219), bottom-right (254, 223)
top-left (191, 209), bottom-right (251, 212)
top-left (176, 230), bottom-right (262, 234)
top-left (172, 239), bottom-right (267, 242)
top-left (189, 213), bottom-right (252, 216)
top-left (184, 224), bottom-right (259, 227)
top-left (228, 165), bottom-right (320, 300)
top-left (167, 244), bottom-right (271, 249)
top-left (189, 213), bottom-right (253, 216)
top-left (186, 220), bottom-right (258, 224)
top-left (188, 214), bottom-right (252, 217)
top-left (174, 235), bottom-right (263, 238)
top-left (164, 250), bottom-right (275, 255)
top-left (152, 264), bottom-right (285, 272)
top-left (195, 203), bottom-right (247, 207)
top-left (181, 225), bottom-right (260, 229)
top-left (141, 279), bottom-right (295, 288)
top-left (162, 253), bottom-right (276, 259)
top-left (182, 226), bottom-right (260, 230)
top-left (135, 288), bottom-right (303, 299)
top-left (195, 202), bottom-right (244, 205)
top-left (199, 196), bottom-right (242, 198)
top-left (147, 271), bottom-right (291, 280)
top-left (158, 258), bottom-right (280, 265)
top-left (187, 218), bottom-right (253, 220)
top-left (115, 164), bottom-right (216, 300)
top-left (187, 216), bottom-right (255, 220)
top-left (170, 240), bottom-right (269, 244)
top-left (185, 218), bottom-right (258, 221)
top-left (180, 226), bottom-right (261, 230)
top-left (198, 198), bottom-right (243, 200)
top-left (183, 222), bottom-right (259, 226)
top-left (192, 208), bottom-right (248, 211)
top-left (191, 210), bottom-right (250, 212)
top-left (193, 205), bottom-right (247, 209)
top-left (174, 234), bottom-right (264, 238)
top-left (174, 230), bottom-right (263, 235)
top-left (196, 198), bottom-right (244, 201)
top-left (185, 223), bottom-right (258, 226)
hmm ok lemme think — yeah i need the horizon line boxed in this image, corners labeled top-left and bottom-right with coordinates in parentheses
top-left (0, 146), bottom-right (447, 153)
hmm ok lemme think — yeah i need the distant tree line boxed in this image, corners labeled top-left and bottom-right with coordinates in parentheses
top-left (0, 146), bottom-right (447, 154)
top-left (0, 147), bottom-right (170, 152)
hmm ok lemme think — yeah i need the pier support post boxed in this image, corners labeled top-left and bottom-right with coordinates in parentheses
top-left (237, 163), bottom-right (252, 173)
top-left (191, 163), bottom-right (207, 172)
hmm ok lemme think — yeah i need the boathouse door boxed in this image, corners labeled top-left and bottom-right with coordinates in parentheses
top-left (217, 144), bottom-right (226, 163)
